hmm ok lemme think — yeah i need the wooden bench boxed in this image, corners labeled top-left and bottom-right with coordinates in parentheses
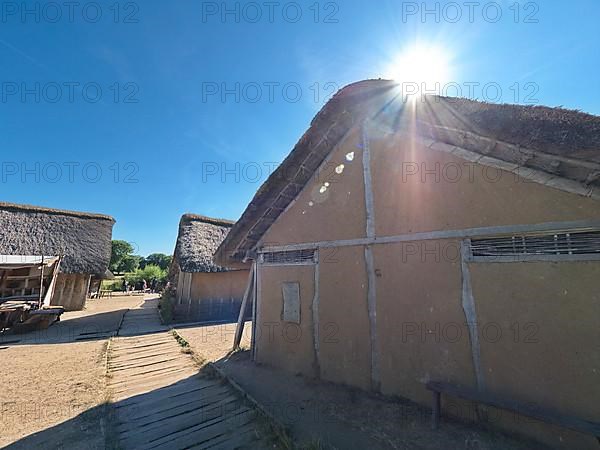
top-left (426, 381), bottom-right (600, 443)
top-left (99, 290), bottom-right (113, 299)
top-left (30, 307), bottom-right (64, 316)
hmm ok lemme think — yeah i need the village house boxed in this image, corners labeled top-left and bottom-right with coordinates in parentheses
top-left (0, 202), bottom-right (115, 311)
top-left (215, 80), bottom-right (600, 449)
top-left (170, 214), bottom-right (251, 323)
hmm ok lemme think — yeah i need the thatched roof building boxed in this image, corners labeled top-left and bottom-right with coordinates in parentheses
top-left (0, 202), bottom-right (115, 274)
top-left (0, 202), bottom-right (115, 311)
top-left (215, 79), bottom-right (600, 265)
top-left (211, 79), bottom-right (600, 449)
top-left (171, 214), bottom-right (250, 323)
top-left (174, 214), bottom-right (235, 273)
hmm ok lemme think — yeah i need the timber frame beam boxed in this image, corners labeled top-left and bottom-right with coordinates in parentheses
top-left (260, 220), bottom-right (600, 254)
top-left (362, 120), bottom-right (381, 391)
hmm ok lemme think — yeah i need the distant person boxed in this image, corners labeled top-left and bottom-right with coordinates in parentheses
top-left (142, 279), bottom-right (147, 293)
top-left (150, 278), bottom-right (157, 293)
top-left (123, 279), bottom-right (129, 294)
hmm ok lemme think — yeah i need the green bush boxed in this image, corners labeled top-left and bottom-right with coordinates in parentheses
top-left (101, 278), bottom-right (126, 292)
top-left (159, 288), bottom-right (175, 324)
top-left (124, 264), bottom-right (168, 286)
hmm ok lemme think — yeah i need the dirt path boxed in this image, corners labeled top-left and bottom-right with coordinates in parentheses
top-left (0, 295), bottom-right (142, 449)
top-left (175, 321), bottom-right (252, 363)
top-left (107, 299), bottom-right (262, 449)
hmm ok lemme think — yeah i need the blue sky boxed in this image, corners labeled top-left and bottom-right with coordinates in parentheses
top-left (1, 0), bottom-right (599, 256)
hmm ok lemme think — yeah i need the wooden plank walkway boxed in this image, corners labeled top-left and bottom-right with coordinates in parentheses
top-left (107, 298), bottom-right (261, 449)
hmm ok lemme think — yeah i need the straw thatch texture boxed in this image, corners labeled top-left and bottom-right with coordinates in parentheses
top-left (0, 202), bottom-right (115, 274)
top-left (174, 214), bottom-right (234, 273)
top-left (415, 96), bottom-right (600, 162)
top-left (215, 79), bottom-right (600, 265)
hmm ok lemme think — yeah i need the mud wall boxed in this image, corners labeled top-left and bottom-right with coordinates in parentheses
top-left (254, 126), bottom-right (600, 448)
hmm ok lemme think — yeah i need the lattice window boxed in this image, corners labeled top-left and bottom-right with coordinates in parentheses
top-left (260, 249), bottom-right (316, 265)
top-left (470, 230), bottom-right (600, 257)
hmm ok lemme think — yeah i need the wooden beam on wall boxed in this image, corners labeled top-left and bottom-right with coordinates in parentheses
top-left (311, 250), bottom-right (321, 377)
top-left (460, 240), bottom-right (485, 392)
top-left (261, 220), bottom-right (600, 253)
top-left (362, 121), bottom-right (381, 391)
top-left (252, 261), bottom-right (261, 362)
top-left (362, 121), bottom-right (376, 239)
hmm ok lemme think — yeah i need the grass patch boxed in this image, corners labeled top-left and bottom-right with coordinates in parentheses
top-left (171, 329), bottom-right (190, 348)
top-left (254, 414), bottom-right (295, 450)
top-left (171, 329), bottom-right (207, 367)
top-left (302, 437), bottom-right (337, 450)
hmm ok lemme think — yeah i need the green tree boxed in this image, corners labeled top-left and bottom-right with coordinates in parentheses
top-left (121, 255), bottom-right (142, 273)
top-left (143, 253), bottom-right (173, 271)
top-left (110, 240), bottom-right (135, 273)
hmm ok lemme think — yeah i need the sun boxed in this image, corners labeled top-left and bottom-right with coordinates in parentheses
top-left (385, 44), bottom-right (453, 92)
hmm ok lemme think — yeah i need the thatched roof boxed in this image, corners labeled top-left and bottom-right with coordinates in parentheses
top-left (174, 214), bottom-right (235, 273)
top-left (215, 79), bottom-right (600, 265)
top-left (0, 202), bottom-right (115, 274)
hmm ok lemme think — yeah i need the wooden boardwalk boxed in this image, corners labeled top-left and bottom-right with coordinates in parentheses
top-left (107, 298), bottom-right (260, 449)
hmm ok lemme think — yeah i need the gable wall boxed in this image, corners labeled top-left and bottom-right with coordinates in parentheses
top-left (254, 125), bottom-right (600, 449)
top-left (370, 131), bottom-right (600, 234)
top-left (260, 128), bottom-right (366, 247)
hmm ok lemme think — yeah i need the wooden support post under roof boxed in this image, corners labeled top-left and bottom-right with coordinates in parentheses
top-left (232, 263), bottom-right (255, 350)
top-left (0, 269), bottom-right (8, 299)
top-left (43, 257), bottom-right (62, 307)
top-left (38, 255), bottom-right (45, 308)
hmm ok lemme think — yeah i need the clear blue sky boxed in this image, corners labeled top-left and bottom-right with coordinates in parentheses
top-left (1, 0), bottom-right (599, 256)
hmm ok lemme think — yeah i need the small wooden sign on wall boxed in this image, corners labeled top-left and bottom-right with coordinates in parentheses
top-left (282, 282), bottom-right (301, 324)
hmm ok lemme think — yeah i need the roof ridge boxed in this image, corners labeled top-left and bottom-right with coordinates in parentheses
top-left (0, 202), bottom-right (115, 222)
top-left (180, 213), bottom-right (235, 227)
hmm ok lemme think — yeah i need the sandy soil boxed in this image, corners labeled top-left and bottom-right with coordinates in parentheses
top-left (0, 295), bottom-right (142, 449)
top-left (0, 341), bottom-right (108, 449)
top-left (175, 321), bottom-right (253, 363)
top-left (76, 294), bottom-right (144, 315)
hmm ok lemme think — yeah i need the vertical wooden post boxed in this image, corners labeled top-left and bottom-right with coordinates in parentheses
top-left (251, 261), bottom-right (259, 361)
top-left (43, 257), bottom-right (62, 307)
top-left (38, 255), bottom-right (45, 308)
top-left (232, 264), bottom-right (255, 350)
top-left (0, 270), bottom-right (7, 298)
top-left (362, 120), bottom-right (380, 392)
top-left (311, 250), bottom-right (320, 378)
top-left (460, 240), bottom-right (485, 392)
top-left (187, 273), bottom-right (193, 319)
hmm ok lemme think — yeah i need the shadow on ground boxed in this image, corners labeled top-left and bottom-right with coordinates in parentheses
top-left (214, 351), bottom-right (552, 450)
top-left (0, 310), bottom-right (128, 346)
top-left (0, 296), bottom-right (161, 347)
top-left (3, 368), bottom-right (274, 450)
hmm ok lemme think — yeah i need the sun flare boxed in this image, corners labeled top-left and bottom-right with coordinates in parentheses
top-left (386, 44), bottom-right (453, 92)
